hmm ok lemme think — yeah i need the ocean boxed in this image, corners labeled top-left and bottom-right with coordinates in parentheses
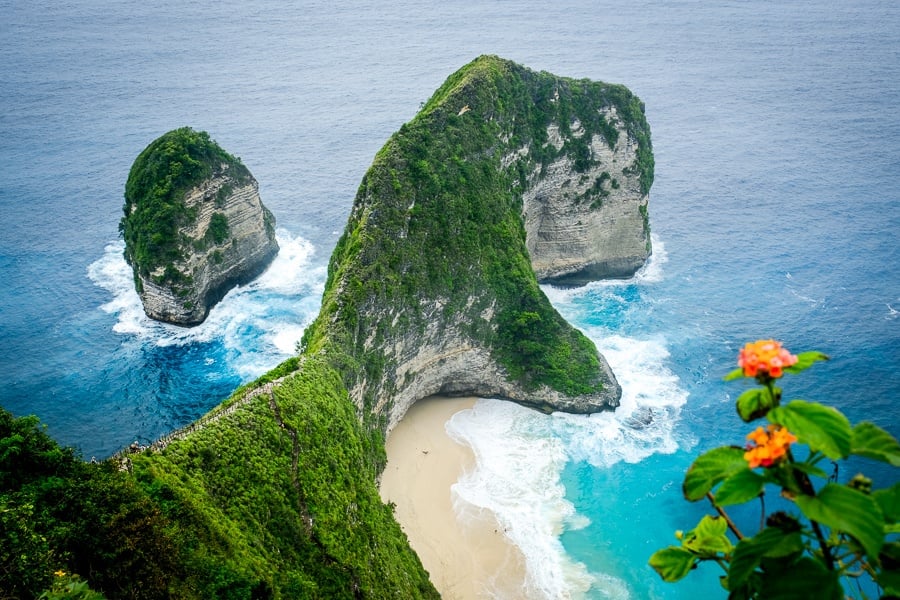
top-left (1, 1), bottom-right (898, 598)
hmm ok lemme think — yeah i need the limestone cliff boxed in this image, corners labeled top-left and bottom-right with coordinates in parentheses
top-left (120, 128), bottom-right (278, 326)
top-left (300, 55), bottom-right (657, 432)
top-left (524, 104), bottom-right (653, 284)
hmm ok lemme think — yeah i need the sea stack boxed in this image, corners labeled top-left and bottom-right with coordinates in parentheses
top-left (302, 55), bottom-right (656, 432)
top-left (119, 128), bottom-right (279, 326)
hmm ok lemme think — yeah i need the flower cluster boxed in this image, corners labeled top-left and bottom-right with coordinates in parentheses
top-left (744, 424), bottom-right (797, 468)
top-left (738, 339), bottom-right (798, 379)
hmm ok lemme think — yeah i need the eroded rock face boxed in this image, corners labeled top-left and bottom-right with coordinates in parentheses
top-left (303, 56), bottom-right (655, 433)
top-left (121, 128), bottom-right (278, 326)
top-left (361, 303), bottom-right (621, 434)
top-left (523, 106), bottom-right (651, 284)
top-left (137, 172), bottom-right (278, 325)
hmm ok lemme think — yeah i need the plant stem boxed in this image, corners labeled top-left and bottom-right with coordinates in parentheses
top-left (707, 492), bottom-right (744, 540)
top-left (759, 492), bottom-right (766, 533)
top-left (766, 380), bottom-right (780, 407)
top-left (789, 461), bottom-right (836, 569)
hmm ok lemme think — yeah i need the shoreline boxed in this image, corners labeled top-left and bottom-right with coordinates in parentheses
top-left (379, 396), bottom-right (528, 599)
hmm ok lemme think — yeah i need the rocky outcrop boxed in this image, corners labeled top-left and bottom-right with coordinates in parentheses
top-left (301, 56), bottom-right (654, 432)
top-left (120, 128), bottom-right (278, 326)
top-left (523, 106), bottom-right (652, 284)
top-left (369, 310), bottom-right (621, 433)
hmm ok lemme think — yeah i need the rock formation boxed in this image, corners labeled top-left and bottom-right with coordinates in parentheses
top-left (2, 58), bottom-right (655, 598)
top-left (302, 55), bottom-right (654, 432)
top-left (524, 105), bottom-right (653, 284)
top-left (120, 128), bottom-right (278, 326)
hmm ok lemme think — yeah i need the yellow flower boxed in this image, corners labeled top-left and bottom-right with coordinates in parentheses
top-left (54, 570), bottom-right (66, 577)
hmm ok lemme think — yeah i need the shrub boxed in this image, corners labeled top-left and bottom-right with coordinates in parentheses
top-left (649, 340), bottom-right (900, 598)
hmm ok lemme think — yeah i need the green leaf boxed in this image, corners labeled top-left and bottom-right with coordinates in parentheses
top-left (735, 388), bottom-right (778, 422)
top-left (783, 351), bottom-right (829, 375)
top-left (724, 367), bottom-right (745, 381)
top-left (714, 468), bottom-right (766, 507)
top-left (682, 515), bottom-right (733, 555)
top-left (767, 400), bottom-right (851, 459)
top-left (683, 446), bottom-right (747, 501)
top-left (649, 546), bottom-right (697, 582)
top-left (789, 461), bottom-right (829, 480)
top-left (726, 527), bottom-right (804, 590)
top-left (851, 421), bottom-right (900, 466)
top-left (874, 482), bottom-right (900, 524)
top-left (879, 541), bottom-right (900, 594)
top-left (795, 483), bottom-right (885, 562)
top-left (760, 556), bottom-right (842, 600)
top-left (878, 569), bottom-right (900, 597)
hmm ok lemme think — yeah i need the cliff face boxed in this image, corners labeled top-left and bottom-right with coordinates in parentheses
top-left (302, 55), bottom-right (654, 432)
top-left (524, 105), bottom-right (652, 284)
top-left (120, 128), bottom-right (279, 326)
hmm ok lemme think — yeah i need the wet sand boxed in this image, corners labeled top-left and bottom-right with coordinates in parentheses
top-left (379, 396), bottom-right (528, 599)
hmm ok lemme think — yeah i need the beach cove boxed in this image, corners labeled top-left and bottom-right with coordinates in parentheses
top-left (380, 396), bottom-right (529, 599)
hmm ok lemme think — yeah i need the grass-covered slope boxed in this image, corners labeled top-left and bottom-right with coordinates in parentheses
top-left (1, 361), bottom-right (437, 599)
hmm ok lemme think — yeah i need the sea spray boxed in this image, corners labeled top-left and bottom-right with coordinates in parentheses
top-left (445, 236), bottom-right (690, 598)
top-left (87, 229), bottom-right (324, 378)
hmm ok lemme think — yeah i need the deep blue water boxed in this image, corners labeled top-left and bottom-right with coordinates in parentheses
top-left (2, 1), bottom-right (898, 597)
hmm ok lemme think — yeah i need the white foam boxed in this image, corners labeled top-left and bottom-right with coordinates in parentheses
top-left (552, 334), bottom-right (688, 470)
top-left (447, 400), bottom-right (596, 599)
top-left (542, 234), bottom-right (667, 308)
top-left (445, 328), bottom-right (687, 598)
top-left (86, 229), bottom-right (325, 379)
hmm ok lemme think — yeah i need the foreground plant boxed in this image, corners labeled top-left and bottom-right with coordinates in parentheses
top-left (649, 340), bottom-right (900, 598)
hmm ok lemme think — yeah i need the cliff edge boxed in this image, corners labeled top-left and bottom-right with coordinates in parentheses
top-left (120, 128), bottom-right (279, 326)
top-left (300, 55), bottom-right (656, 432)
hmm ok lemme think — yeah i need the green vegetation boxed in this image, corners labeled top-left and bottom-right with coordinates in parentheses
top-left (119, 127), bottom-right (250, 285)
top-left (1, 364), bottom-right (436, 599)
top-left (0, 410), bottom-right (181, 599)
top-left (304, 55), bottom-right (651, 404)
top-left (207, 212), bottom-right (230, 245)
top-left (2, 57), bottom-right (652, 597)
top-left (650, 341), bottom-right (900, 598)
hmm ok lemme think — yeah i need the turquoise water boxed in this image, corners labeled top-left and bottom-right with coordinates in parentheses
top-left (2, 1), bottom-right (898, 597)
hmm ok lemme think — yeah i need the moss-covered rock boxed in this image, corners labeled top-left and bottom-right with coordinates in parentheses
top-left (120, 128), bottom-right (278, 326)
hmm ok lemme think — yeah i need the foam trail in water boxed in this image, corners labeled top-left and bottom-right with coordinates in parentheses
top-left (446, 332), bottom-right (686, 599)
top-left (542, 234), bottom-right (667, 308)
top-left (446, 236), bottom-right (688, 598)
top-left (447, 400), bottom-right (595, 599)
top-left (87, 229), bottom-right (324, 379)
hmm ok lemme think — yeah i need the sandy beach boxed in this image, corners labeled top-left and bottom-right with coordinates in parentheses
top-left (379, 396), bottom-right (528, 599)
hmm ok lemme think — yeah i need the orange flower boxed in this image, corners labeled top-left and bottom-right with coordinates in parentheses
top-left (738, 340), bottom-right (798, 378)
top-left (744, 424), bottom-right (797, 468)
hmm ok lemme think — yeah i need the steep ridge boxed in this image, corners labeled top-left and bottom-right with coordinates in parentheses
top-left (303, 54), bottom-right (654, 432)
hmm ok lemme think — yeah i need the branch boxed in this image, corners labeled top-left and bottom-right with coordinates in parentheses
top-left (707, 492), bottom-right (744, 540)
